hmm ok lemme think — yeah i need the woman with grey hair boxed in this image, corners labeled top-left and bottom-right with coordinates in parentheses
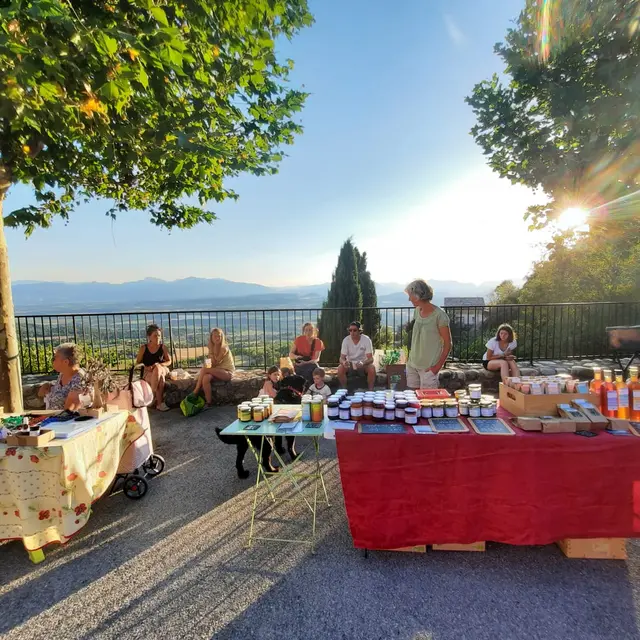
top-left (404, 279), bottom-right (452, 389)
top-left (38, 343), bottom-right (92, 410)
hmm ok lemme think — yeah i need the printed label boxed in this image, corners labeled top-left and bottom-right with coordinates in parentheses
top-left (618, 390), bottom-right (629, 408)
top-left (607, 391), bottom-right (618, 410)
top-left (633, 391), bottom-right (640, 411)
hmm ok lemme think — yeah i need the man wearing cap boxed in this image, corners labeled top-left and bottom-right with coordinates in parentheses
top-left (337, 321), bottom-right (375, 391)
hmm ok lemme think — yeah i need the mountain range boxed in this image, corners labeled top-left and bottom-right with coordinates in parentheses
top-left (12, 277), bottom-right (502, 314)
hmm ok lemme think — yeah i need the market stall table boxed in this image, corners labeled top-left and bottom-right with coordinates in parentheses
top-left (335, 409), bottom-right (640, 551)
top-left (220, 405), bottom-right (330, 552)
top-left (0, 411), bottom-right (145, 563)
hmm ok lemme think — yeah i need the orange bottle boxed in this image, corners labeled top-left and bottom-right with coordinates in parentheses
top-left (628, 366), bottom-right (640, 421)
top-left (589, 367), bottom-right (603, 394)
top-left (600, 370), bottom-right (618, 418)
top-left (615, 369), bottom-right (629, 419)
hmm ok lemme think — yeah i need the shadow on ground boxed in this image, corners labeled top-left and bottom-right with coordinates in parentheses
top-left (2, 406), bottom-right (640, 640)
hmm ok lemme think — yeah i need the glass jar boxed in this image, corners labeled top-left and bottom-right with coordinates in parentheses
top-left (445, 400), bottom-right (459, 418)
top-left (261, 402), bottom-right (270, 419)
top-left (432, 401), bottom-right (445, 418)
top-left (454, 390), bottom-right (467, 400)
top-left (252, 405), bottom-right (265, 422)
top-left (311, 397), bottom-right (324, 422)
top-left (408, 400), bottom-right (421, 412)
top-left (468, 384), bottom-right (482, 401)
top-left (384, 403), bottom-right (396, 421)
top-left (469, 403), bottom-right (481, 418)
top-left (350, 399), bottom-right (363, 418)
top-left (363, 399), bottom-right (374, 417)
top-left (420, 400), bottom-right (432, 419)
top-left (373, 400), bottom-right (385, 421)
top-left (395, 398), bottom-right (408, 419)
top-left (301, 395), bottom-right (313, 421)
top-left (404, 407), bottom-right (418, 425)
top-left (327, 397), bottom-right (340, 420)
top-left (339, 401), bottom-right (351, 421)
top-left (239, 404), bottom-right (252, 422)
top-left (459, 400), bottom-right (469, 416)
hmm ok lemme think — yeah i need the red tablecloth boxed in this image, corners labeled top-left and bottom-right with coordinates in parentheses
top-left (335, 411), bottom-right (640, 549)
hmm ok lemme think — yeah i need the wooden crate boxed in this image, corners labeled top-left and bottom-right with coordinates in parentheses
top-left (432, 542), bottom-right (486, 552)
top-left (499, 384), bottom-right (594, 417)
top-left (6, 428), bottom-right (56, 447)
top-left (557, 538), bottom-right (627, 560)
top-left (387, 545), bottom-right (426, 553)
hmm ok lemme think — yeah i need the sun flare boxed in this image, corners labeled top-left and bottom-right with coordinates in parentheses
top-left (557, 207), bottom-right (589, 230)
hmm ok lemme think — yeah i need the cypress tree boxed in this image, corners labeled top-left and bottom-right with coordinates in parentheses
top-left (355, 249), bottom-right (380, 348)
top-left (318, 239), bottom-right (362, 363)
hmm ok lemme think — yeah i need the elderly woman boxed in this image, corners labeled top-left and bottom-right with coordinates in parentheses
top-left (288, 322), bottom-right (325, 384)
top-left (38, 343), bottom-right (92, 410)
top-left (193, 328), bottom-right (235, 407)
top-left (405, 279), bottom-right (452, 389)
top-left (136, 324), bottom-right (172, 411)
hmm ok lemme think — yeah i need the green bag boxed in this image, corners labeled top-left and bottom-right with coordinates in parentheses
top-left (180, 393), bottom-right (205, 417)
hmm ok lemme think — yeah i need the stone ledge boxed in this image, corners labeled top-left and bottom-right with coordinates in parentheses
top-left (21, 359), bottom-right (623, 409)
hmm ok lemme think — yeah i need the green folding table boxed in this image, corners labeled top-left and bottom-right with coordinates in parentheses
top-left (220, 405), bottom-right (330, 552)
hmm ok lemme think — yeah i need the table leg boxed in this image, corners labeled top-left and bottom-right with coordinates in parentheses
top-left (315, 437), bottom-right (330, 507)
top-left (28, 549), bottom-right (45, 564)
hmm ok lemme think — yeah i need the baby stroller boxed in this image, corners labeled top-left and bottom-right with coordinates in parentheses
top-left (107, 365), bottom-right (166, 500)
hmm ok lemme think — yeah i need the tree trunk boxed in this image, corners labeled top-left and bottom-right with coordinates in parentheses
top-left (0, 197), bottom-right (23, 413)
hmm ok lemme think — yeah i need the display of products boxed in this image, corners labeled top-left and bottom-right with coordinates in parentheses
top-left (628, 367), bottom-right (640, 421)
top-left (600, 370), bottom-right (618, 418)
top-left (615, 369), bottom-right (630, 419)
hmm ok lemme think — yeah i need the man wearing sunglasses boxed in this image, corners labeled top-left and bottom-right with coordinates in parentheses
top-left (337, 321), bottom-right (375, 391)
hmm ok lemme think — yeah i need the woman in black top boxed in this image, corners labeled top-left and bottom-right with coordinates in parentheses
top-left (136, 324), bottom-right (172, 411)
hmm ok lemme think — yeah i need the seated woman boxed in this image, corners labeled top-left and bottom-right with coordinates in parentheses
top-left (136, 324), bottom-right (172, 411)
top-left (482, 324), bottom-right (521, 382)
top-left (193, 328), bottom-right (235, 407)
top-left (38, 343), bottom-right (93, 411)
top-left (289, 322), bottom-right (325, 384)
top-left (260, 365), bottom-right (282, 398)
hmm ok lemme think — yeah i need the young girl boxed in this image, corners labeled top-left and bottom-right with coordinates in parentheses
top-left (482, 323), bottom-right (520, 383)
top-left (260, 366), bottom-right (282, 398)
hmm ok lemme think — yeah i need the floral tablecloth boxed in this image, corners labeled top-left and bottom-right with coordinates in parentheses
top-left (0, 411), bottom-right (144, 551)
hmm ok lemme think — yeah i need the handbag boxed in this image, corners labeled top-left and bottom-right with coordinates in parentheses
top-left (180, 393), bottom-right (205, 417)
top-left (105, 365), bottom-right (154, 411)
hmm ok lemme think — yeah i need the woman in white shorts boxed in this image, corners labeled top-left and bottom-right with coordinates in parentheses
top-left (404, 279), bottom-right (452, 389)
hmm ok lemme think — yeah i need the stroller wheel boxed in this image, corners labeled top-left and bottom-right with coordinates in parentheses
top-left (143, 454), bottom-right (165, 477)
top-left (123, 476), bottom-right (148, 500)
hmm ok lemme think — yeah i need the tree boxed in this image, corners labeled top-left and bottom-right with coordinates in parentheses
top-left (354, 247), bottom-right (380, 347)
top-left (489, 280), bottom-right (521, 305)
top-left (317, 239), bottom-right (362, 363)
top-left (466, 0), bottom-right (640, 229)
top-left (0, 0), bottom-right (312, 410)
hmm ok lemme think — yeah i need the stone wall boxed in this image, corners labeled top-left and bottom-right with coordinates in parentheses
top-left (22, 359), bottom-right (620, 410)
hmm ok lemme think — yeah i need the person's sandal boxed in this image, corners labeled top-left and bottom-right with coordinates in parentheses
top-left (157, 403), bottom-right (170, 412)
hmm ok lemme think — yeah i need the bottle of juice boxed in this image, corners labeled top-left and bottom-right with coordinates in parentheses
top-left (589, 367), bottom-right (603, 394)
top-left (628, 366), bottom-right (640, 421)
top-left (615, 369), bottom-right (629, 419)
top-left (600, 370), bottom-right (618, 418)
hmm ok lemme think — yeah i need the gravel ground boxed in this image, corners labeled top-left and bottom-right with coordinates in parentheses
top-left (2, 407), bottom-right (640, 640)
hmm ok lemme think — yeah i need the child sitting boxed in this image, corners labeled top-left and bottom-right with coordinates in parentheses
top-left (260, 365), bottom-right (281, 398)
top-left (308, 367), bottom-right (332, 403)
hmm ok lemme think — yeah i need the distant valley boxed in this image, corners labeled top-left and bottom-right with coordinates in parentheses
top-left (12, 277), bottom-right (502, 314)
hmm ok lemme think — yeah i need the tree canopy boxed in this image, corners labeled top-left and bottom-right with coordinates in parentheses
top-left (0, 0), bottom-right (312, 232)
top-left (466, 0), bottom-right (640, 229)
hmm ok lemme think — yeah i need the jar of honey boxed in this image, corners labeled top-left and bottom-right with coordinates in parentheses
top-left (444, 400), bottom-right (459, 418)
top-left (252, 405), bottom-right (265, 422)
top-left (311, 396), bottom-right (324, 422)
top-left (432, 401), bottom-right (445, 418)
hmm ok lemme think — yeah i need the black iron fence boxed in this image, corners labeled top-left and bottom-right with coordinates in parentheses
top-left (16, 302), bottom-right (640, 375)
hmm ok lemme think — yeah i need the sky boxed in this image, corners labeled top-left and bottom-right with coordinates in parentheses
top-left (5, 0), bottom-right (550, 287)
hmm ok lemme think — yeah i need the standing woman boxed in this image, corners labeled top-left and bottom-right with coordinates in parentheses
top-left (136, 324), bottom-right (172, 411)
top-left (405, 279), bottom-right (452, 389)
top-left (289, 322), bottom-right (325, 384)
top-left (193, 328), bottom-right (235, 407)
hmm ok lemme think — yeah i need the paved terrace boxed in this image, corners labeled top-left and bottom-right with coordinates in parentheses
top-left (2, 407), bottom-right (640, 640)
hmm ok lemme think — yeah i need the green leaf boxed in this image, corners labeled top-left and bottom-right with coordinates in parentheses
top-left (137, 66), bottom-right (149, 88)
top-left (253, 59), bottom-right (266, 71)
top-left (150, 7), bottom-right (169, 27)
top-left (39, 82), bottom-right (59, 101)
top-left (99, 81), bottom-right (120, 100)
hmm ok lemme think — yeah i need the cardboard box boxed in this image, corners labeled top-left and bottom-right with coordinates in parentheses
top-left (387, 545), bottom-right (426, 553)
top-left (516, 416), bottom-right (542, 431)
top-left (541, 417), bottom-right (576, 433)
top-left (557, 404), bottom-right (592, 426)
top-left (608, 418), bottom-right (633, 432)
top-left (571, 400), bottom-right (609, 429)
top-left (557, 538), bottom-right (627, 560)
top-left (6, 428), bottom-right (56, 447)
top-left (499, 384), bottom-right (594, 417)
top-left (432, 542), bottom-right (486, 552)
top-left (78, 408), bottom-right (104, 418)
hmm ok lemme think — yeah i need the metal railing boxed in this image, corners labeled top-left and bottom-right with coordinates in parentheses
top-left (16, 302), bottom-right (640, 375)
